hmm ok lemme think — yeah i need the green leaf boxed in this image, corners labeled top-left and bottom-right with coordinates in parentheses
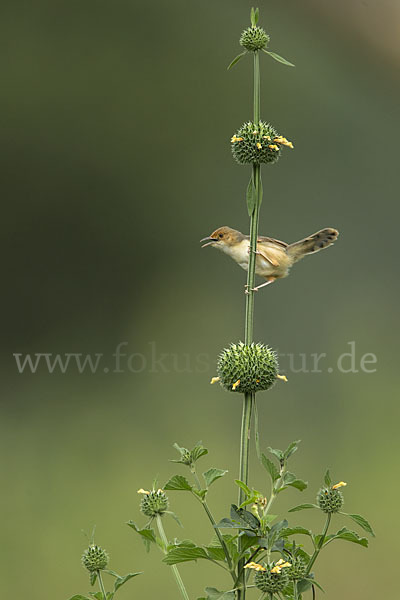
top-left (166, 510), bottom-right (183, 527)
top-left (287, 479), bottom-right (308, 492)
top-left (235, 479), bottom-right (252, 497)
top-left (193, 488), bottom-right (208, 500)
top-left (126, 522), bottom-right (157, 552)
top-left (324, 469), bottom-right (332, 487)
top-left (205, 587), bottom-right (235, 600)
top-left (296, 579), bottom-right (313, 594)
top-left (261, 454), bottom-right (280, 481)
top-left (246, 174), bottom-right (256, 216)
top-left (280, 526), bottom-right (313, 538)
top-left (262, 49), bottom-right (295, 67)
top-left (283, 440), bottom-right (301, 460)
top-left (288, 503), bottom-right (318, 513)
top-left (203, 468), bottom-right (228, 488)
top-left (191, 442), bottom-right (209, 463)
top-left (90, 593), bottom-right (114, 600)
top-left (205, 546), bottom-right (226, 561)
top-left (164, 475), bottom-right (193, 492)
top-left (163, 545), bottom-right (209, 565)
top-left (90, 571), bottom-right (97, 586)
top-left (267, 446), bottom-right (284, 462)
top-left (68, 596), bottom-right (91, 600)
top-left (113, 572), bottom-right (141, 592)
top-left (344, 513), bottom-right (375, 537)
top-left (227, 51), bottom-right (247, 70)
top-left (103, 569), bottom-right (120, 578)
top-left (215, 518), bottom-right (238, 529)
top-left (329, 527), bottom-right (369, 548)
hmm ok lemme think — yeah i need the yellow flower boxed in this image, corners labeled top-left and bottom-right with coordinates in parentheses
top-left (332, 481), bottom-right (347, 490)
top-left (137, 488), bottom-right (150, 495)
top-left (277, 374), bottom-right (288, 382)
top-left (271, 566), bottom-right (282, 574)
top-left (263, 135), bottom-right (271, 141)
top-left (256, 142), bottom-right (262, 150)
top-left (273, 136), bottom-right (294, 149)
top-left (232, 379), bottom-right (241, 390)
top-left (210, 376), bottom-right (220, 385)
top-left (245, 562), bottom-right (266, 572)
top-left (157, 489), bottom-right (164, 494)
top-left (231, 136), bottom-right (244, 143)
top-left (268, 144), bottom-right (279, 151)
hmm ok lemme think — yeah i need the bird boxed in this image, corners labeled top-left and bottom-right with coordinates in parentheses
top-left (200, 226), bottom-right (339, 291)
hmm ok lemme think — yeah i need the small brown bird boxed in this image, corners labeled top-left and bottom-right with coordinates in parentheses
top-left (200, 226), bottom-right (339, 291)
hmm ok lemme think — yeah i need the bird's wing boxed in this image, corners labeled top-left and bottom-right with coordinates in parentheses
top-left (257, 236), bottom-right (288, 248)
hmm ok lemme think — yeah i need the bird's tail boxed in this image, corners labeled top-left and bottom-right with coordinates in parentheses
top-left (286, 228), bottom-right (339, 262)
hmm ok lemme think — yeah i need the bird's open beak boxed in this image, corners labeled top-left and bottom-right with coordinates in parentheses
top-left (200, 236), bottom-right (218, 248)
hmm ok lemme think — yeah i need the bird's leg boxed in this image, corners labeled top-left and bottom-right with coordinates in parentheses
top-left (247, 247), bottom-right (261, 255)
top-left (250, 277), bottom-right (276, 292)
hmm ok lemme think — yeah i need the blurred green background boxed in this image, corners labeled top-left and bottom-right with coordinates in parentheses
top-left (1, 0), bottom-right (399, 598)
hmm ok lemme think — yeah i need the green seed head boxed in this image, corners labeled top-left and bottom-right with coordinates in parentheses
top-left (317, 486), bottom-right (344, 513)
top-left (140, 489), bottom-right (169, 518)
top-left (255, 566), bottom-right (289, 593)
top-left (81, 545), bottom-right (109, 572)
top-left (231, 121), bottom-right (293, 165)
top-left (240, 26), bottom-right (270, 52)
top-left (287, 557), bottom-right (307, 581)
top-left (217, 342), bottom-right (278, 394)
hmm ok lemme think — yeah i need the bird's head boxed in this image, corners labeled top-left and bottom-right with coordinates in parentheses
top-left (200, 226), bottom-right (244, 250)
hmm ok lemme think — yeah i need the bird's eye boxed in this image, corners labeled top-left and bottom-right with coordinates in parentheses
top-left (219, 233), bottom-right (223, 238)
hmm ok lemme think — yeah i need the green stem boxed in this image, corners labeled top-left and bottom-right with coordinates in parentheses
top-left (97, 571), bottom-right (107, 600)
top-left (191, 467), bottom-right (235, 578)
top-left (156, 514), bottom-right (190, 600)
top-left (305, 513), bottom-right (331, 576)
top-left (238, 49), bottom-right (262, 600)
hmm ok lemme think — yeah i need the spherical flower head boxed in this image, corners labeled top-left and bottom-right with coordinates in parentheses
top-left (255, 564), bottom-right (289, 593)
top-left (217, 342), bottom-right (278, 394)
top-left (287, 557), bottom-right (307, 581)
top-left (181, 449), bottom-right (192, 466)
top-left (317, 486), bottom-right (344, 513)
top-left (240, 25), bottom-right (270, 52)
top-left (231, 122), bottom-right (293, 165)
top-left (81, 545), bottom-right (109, 572)
top-left (139, 489), bottom-right (169, 518)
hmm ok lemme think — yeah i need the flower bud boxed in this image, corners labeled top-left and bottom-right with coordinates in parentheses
top-left (240, 26), bottom-right (270, 52)
top-left (217, 342), bottom-right (278, 394)
top-left (255, 565), bottom-right (289, 593)
top-left (81, 544), bottom-right (109, 572)
top-left (317, 486), bottom-right (344, 513)
top-left (139, 489), bottom-right (169, 518)
top-left (231, 121), bottom-right (293, 165)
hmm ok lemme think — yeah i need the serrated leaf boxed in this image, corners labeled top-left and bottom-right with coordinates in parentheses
top-left (166, 510), bottom-right (183, 527)
top-left (345, 513), bottom-right (375, 537)
top-left (324, 469), bottom-right (332, 486)
top-left (288, 503), bottom-right (318, 513)
top-left (283, 471), bottom-right (296, 484)
top-left (164, 475), bottom-right (193, 492)
top-left (191, 442), bottom-right (209, 463)
top-left (126, 521), bottom-right (157, 552)
top-left (261, 454), bottom-right (280, 481)
top-left (203, 468), bottom-right (228, 488)
top-left (267, 446), bottom-right (284, 461)
top-left (215, 518), bottom-right (238, 529)
top-left (205, 546), bottom-right (226, 561)
top-left (246, 175), bottom-right (256, 216)
top-left (284, 440), bottom-right (301, 460)
top-left (163, 545), bottom-right (209, 565)
top-left (288, 479), bottom-right (308, 491)
top-left (227, 51), bottom-right (247, 70)
top-left (329, 527), bottom-right (369, 548)
top-left (235, 479), bottom-right (252, 497)
top-left (262, 49), bottom-right (295, 67)
top-left (280, 526), bottom-right (313, 538)
top-left (113, 572), bottom-right (141, 592)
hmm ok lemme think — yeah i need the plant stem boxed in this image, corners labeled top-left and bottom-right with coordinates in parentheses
top-left (238, 49), bottom-right (262, 600)
top-left (156, 514), bottom-right (190, 600)
top-left (97, 571), bottom-right (107, 600)
top-left (191, 467), bottom-right (235, 578)
top-left (305, 513), bottom-right (331, 576)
